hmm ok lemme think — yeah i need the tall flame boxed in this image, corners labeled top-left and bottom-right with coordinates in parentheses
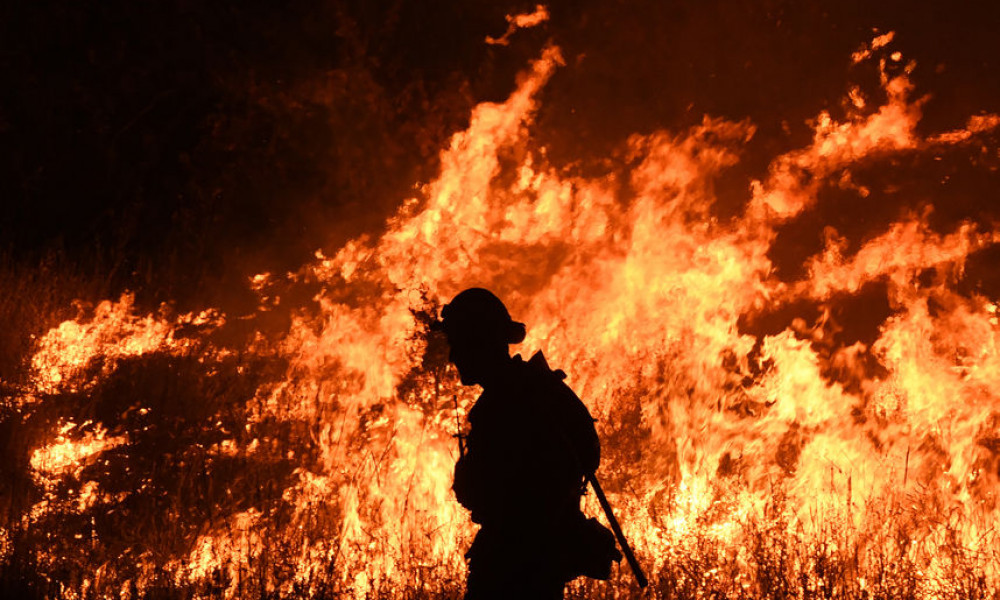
top-left (5, 32), bottom-right (1000, 599)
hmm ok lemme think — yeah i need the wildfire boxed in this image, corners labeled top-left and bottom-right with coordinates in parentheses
top-left (4, 24), bottom-right (1000, 600)
top-left (30, 422), bottom-right (125, 485)
top-left (29, 294), bottom-right (225, 396)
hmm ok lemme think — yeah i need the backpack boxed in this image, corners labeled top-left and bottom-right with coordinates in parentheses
top-left (525, 352), bottom-right (623, 582)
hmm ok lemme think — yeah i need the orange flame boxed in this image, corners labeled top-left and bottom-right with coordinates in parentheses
top-left (10, 30), bottom-right (1000, 598)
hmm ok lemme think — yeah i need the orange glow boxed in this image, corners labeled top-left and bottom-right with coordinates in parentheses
top-left (11, 30), bottom-right (1000, 598)
top-left (30, 422), bottom-right (125, 485)
top-left (486, 4), bottom-right (550, 46)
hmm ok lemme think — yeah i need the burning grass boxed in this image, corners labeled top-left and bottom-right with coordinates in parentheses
top-left (3, 30), bottom-right (1000, 600)
top-left (5, 462), bottom-right (998, 599)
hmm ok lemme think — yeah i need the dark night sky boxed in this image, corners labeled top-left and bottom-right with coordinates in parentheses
top-left (3, 3), bottom-right (999, 591)
top-left (2, 0), bottom-right (999, 309)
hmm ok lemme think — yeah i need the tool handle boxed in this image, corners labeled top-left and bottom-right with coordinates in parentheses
top-left (587, 473), bottom-right (648, 589)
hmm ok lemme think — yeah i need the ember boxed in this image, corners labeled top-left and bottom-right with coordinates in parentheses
top-left (2, 4), bottom-right (1000, 600)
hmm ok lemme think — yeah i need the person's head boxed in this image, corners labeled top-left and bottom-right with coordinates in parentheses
top-left (435, 288), bottom-right (525, 386)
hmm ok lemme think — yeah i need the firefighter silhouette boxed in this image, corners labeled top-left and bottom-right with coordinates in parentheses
top-left (435, 288), bottom-right (621, 600)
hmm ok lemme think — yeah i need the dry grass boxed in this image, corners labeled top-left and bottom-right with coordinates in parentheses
top-left (0, 261), bottom-right (998, 600)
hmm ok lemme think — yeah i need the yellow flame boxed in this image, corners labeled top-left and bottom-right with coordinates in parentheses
top-left (16, 30), bottom-right (1000, 598)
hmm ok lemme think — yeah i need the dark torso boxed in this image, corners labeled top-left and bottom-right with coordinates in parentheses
top-left (453, 352), bottom-right (600, 590)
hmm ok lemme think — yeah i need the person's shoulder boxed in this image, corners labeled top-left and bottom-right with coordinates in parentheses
top-left (522, 351), bottom-right (598, 434)
top-left (520, 351), bottom-right (584, 404)
top-left (518, 350), bottom-right (567, 384)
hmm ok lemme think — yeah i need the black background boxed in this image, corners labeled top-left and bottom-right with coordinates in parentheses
top-left (3, 0), bottom-right (999, 309)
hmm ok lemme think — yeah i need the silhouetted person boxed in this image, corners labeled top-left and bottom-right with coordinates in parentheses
top-left (435, 288), bottom-right (619, 600)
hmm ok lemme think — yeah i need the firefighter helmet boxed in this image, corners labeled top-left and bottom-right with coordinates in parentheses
top-left (437, 288), bottom-right (526, 344)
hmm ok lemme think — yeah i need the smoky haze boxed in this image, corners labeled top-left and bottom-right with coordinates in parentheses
top-left (3, 0), bottom-right (999, 309)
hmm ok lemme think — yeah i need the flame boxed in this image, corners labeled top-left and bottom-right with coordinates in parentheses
top-left (6, 30), bottom-right (1000, 599)
top-left (485, 4), bottom-right (550, 46)
top-left (30, 422), bottom-right (125, 484)
top-left (29, 294), bottom-right (224, 396)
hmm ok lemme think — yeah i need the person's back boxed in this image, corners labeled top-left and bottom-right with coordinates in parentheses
top-left (456, 352), bottom-right (597, 526)
top-left (435, 288), bottom-right (619, 600)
